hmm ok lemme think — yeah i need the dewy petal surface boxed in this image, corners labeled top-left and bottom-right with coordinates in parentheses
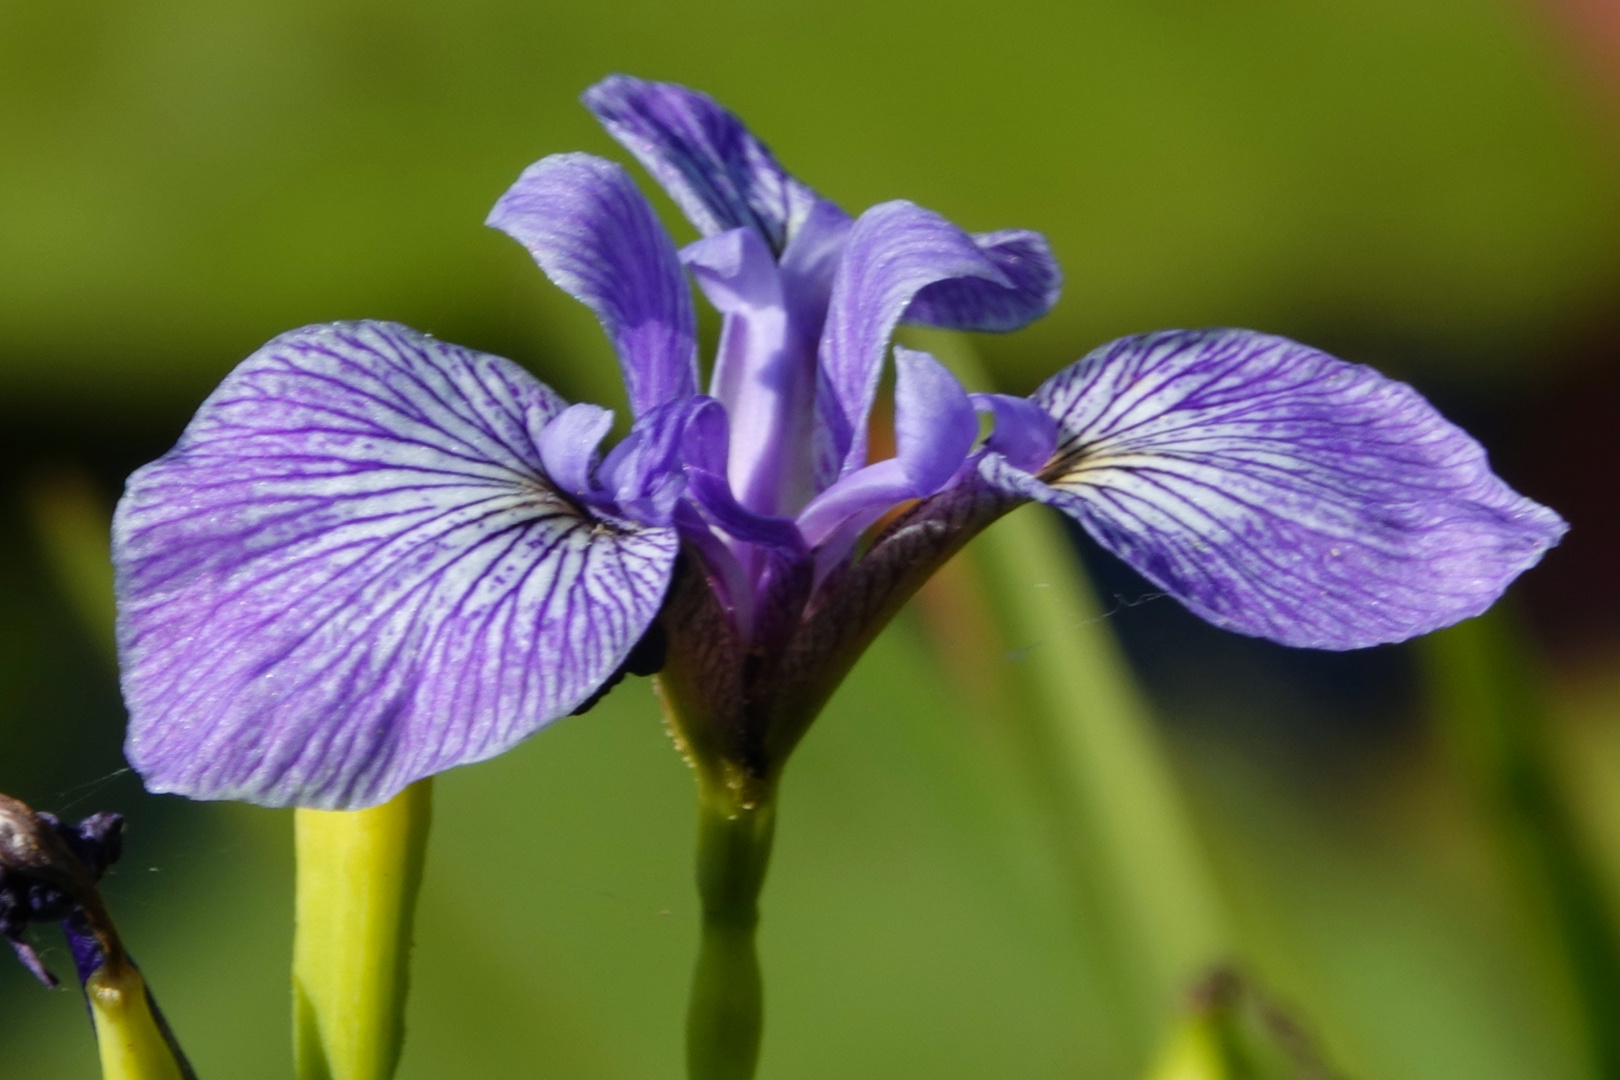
top-left (114, 321), bottom-right (679, 809)
top-left (487, 152), bottom-right (697, 417)
top-left (584, 74), bottom-right (821, 253)
top-left (903, 229), bottom-right (1063, 333)
top-left (985, 329), bottom-right (1567, 650)
top-left (815, 201), bottom-right (1015, 484)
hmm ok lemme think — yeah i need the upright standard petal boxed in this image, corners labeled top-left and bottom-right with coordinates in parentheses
top-left (584, 74), bottom-right (821, 253)
top-left (683, 227), bottom-right (805, 516)
top-left (981, 329), bottom-right (1566, 649)
top-left (114, 322), bottom-right (679, 810)
top-left (487, 152), bottom-right (697, 417)
top-left (815, 201), bottom-right (1016, 484)
top-left (903, 229), bottom-right (1063, 333)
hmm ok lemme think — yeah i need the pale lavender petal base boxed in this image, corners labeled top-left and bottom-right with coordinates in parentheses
top-left (983, 329), bottom-right (1567, 650)
top-left (114, 322), bottom-right (678, 809)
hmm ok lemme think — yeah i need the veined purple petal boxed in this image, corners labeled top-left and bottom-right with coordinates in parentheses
top-left (815, 201), bottom-right (1014, 484)
top-left (904, 229), bottom-right (1063, 333)
top-left (584, 74), bottom-right (822, 253)
top-left (984, 329), bottom-right (1567, 650)
top-left (486, 152), bottom-right (697, 417)
top-left (798, 348), bottom-right (978, 551)
top-left (686, 470), bottom-right (806, 551)
top-left (797, 459), bottom-right (912, 556)
top-left (114, 321), bottom-right (679, 810)
top-left (891, 347), bottom-right (980, 492)
top-left (683, 227), bottom-right (784, 314)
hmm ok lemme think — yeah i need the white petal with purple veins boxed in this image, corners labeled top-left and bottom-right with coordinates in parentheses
top-left (114, 321), bottom-right (679, 809)
top-left (983, 329), bottom-right (1567, 649)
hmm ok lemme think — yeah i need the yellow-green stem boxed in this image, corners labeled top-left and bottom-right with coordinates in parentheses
top-left (293, 779), bottom-right (433, 1080)
top-left (1144, 1012), bottom-right (1231, 1080)
top-left (1424, 611), bottom-right (1620, 1079)
top-left (686, 777), bottom-right (776, 1080)
top-left (86, 962), bottom-right (188, 1080)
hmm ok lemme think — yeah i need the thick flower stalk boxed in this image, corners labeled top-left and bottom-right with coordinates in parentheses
top-left (111, 75), bottom-right (1564, 1079)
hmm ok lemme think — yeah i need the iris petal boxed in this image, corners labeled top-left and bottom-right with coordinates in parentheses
top-left (602, 394), bottom-right (728, 526)
top-left (583, 74), bottom-right (822, 253)
top-left (798, 348), bottom-right (978, 552)
top-left (486, 152), bottom-right (697, 417)
top-left (982, 329), bottom-right (1567, 650)
top-left (682, 227), bottom-right (811, 516)
top-left (114, 321), bottom-right (679, 809)
top-left (776, 200), bottom-right (854, 333)
top-left (970, 393), bottom-right (1057, 473)
top-left (904, 229), bottom-right (1063, 333)
top-left (815, 201), bottom-right (1014, 484)
top-left (537, 403), bottom-right (614, 500)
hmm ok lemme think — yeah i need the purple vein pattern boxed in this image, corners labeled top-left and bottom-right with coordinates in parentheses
top-left (113, 74), bottom-right (1565, 811)
top-left (979, 329), bottom-right (1567, 649)
top-left (115, 322), bottom-right (677, 809)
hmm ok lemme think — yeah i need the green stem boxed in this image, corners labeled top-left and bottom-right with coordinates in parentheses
top-left (1423, 611), bottom-right (1620, 1080)
top-left (686, 777), bottom-right (777, 1080)
top-left (86, 962), bottom-right (189, 1080)
top-left (292, 779), bottom-right (433, 1080)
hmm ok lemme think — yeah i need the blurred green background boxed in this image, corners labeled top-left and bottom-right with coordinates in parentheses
top-left (3, 0), bottom-right (1620, 1077)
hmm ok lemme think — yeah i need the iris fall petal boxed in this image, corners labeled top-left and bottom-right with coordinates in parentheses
top-left (114, 321), bottom-right (679, 809)
top-left (980, 329), bottom-right (1567, 649)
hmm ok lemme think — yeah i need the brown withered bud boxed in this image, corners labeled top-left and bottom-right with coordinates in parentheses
top-left (0, 791), bottom-right (127, 985)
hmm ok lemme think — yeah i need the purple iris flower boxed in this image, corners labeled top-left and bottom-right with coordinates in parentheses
top-left (111, 75), bottom-right (1565, 811)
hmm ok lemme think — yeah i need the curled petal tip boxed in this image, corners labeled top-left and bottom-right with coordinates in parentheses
top-left (816, 201), bottom-right (1033, 482)
top-left (904, 228), bottom-right (1063, 334)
